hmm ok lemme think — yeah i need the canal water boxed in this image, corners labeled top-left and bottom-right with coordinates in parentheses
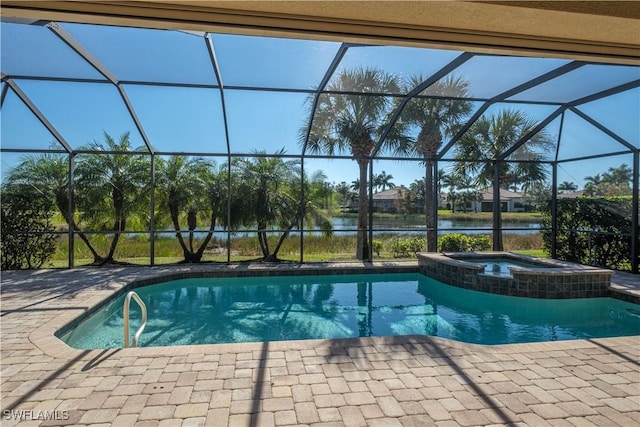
top-left (331, 216), bottom-right (540, 235)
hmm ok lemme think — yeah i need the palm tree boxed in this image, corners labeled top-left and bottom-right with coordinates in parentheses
top-left (397, 75), bottom-right (473, 251)
top-left (603, 164), bottom-right (632, 186)
top-left (454, 110), bottom-right (553, 188)
top-left (299, 170), bottom-right (335, 242)
top-left (454, 109), bottom-right (553, 249)
top-left (236, 154), bottom-right (292, 259)
top-left (409, 178), bottom-right (426, 213)
top-left (304, 67), bottom-right (402, 259)
top-left (583, 173), bottom-right (603, 196)
top-left (584, 164), bottom-right (633, 196)
top-left (308, 170), bottom-right (333, 210)
top-left (374, 171), bottom-right (396, 192)
top-left (441, 171), bottom-right (462, 213)
top-left (235, 152), bottom-right (332, 261)
top-left (441, 170), bottom-right (476, 213)
top-left (372, 174), bottom-right (381, 193)
top-left (6, 152), bottom-right (103, 263)
top-left (510, 161), bottom-right (549, 193)
top-left (75, 131), bottom-right (151, 264)
top-left (558, 181), bottom-right (578, 193)
top-left (602, 163), bottom-right (633, 194)
top-left (155, 156), bottom-right (226, 263)
top-left (334, 181), bottom-right (353, 207)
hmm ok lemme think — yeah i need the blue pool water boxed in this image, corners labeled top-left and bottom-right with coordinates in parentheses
top-left (58, 273), bottom-right (640, 349)
top-left (458, 257), bottom-right (557, 276)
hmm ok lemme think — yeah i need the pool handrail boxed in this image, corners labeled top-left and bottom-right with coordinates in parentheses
top-left (123, 291), bottom-right (147, 348)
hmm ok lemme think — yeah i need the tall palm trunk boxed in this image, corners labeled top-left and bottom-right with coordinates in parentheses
top-left (271, 218), bottom-right (298, 261)
top-left (72, 220), bottom-right (103, 263)
top-left (193, 214), bottom-right (217, 262)
top-left (417, 126), bottom-right (441, 252)
top-left (187, 210), bottom-right (197, 253)
top-left (170, 203), bottom-right (219, 263)
top-left (105, 191), bottom-right (125, 263)
top-left (55, 193), bottom-right (103, 263)
top-left (169, 201), bottom-right (191, 261)
top-left (257, 220), bottom-right (270, 258)
top-left (356, 159), bottom-right (369, 260)
top-left (106, 217), bottom-right (124, 264)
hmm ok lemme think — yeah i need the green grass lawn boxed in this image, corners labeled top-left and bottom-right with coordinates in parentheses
top-left (45, 231), bottom-right (546, 268)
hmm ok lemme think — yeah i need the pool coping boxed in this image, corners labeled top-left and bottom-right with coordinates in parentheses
top-left (25, 261), bottom-right (640, 360)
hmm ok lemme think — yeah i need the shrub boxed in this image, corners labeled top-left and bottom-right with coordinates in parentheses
top-left (390, 238), bottom-right (411, 258)
top-left (372, 239), bottom-right (383, 257)
top-left (408, 236), bottom-right (426, 254)
top-left (540, 196), bottom-right (633, 270)
top-left (439, 233), bottom-right (470, 252)
top-left (390, 236), bottom-right (425, 258)
top-left (438, 233), bottom-right (491, 252)
top-left (1, 187), bottom-right (57, 269)
top-left (469, 235), bottom-right (491, 251)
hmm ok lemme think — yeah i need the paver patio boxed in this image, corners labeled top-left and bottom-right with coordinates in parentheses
top-left (1, 263), bottom-right (639, 426)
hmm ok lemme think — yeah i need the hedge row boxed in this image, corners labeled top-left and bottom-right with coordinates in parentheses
top-left (541, 196), bottom-right (635, 270)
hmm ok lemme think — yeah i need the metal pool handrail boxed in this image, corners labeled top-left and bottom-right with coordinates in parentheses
top-left (123, 291), bottom-right (147, 348)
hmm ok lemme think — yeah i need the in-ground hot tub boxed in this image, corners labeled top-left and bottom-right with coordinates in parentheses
top-left (418, 251), bottom-right (613, 299)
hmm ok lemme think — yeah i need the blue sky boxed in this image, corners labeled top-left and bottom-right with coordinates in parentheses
top-left (1, 21), bottom-right (638, 189)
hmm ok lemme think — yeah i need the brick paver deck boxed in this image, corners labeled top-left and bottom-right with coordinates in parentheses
top-left (1, 263), bottom-right (638, 426)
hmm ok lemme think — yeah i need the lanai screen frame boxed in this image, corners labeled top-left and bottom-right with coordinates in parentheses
top-left (1, 19), bottom-right (638, 272)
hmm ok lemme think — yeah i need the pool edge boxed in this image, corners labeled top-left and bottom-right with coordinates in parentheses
top-left (36, 262), bottom-right (639, 358)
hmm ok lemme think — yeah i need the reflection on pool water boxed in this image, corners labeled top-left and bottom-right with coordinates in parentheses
top-left (58, 273), bottom-right (640, 349)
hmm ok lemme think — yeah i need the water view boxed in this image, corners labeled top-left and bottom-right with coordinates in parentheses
top-left (330, 217), bottom-right (540, 235)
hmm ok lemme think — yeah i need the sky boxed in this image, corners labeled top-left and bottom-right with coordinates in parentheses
top-left (1, 21), bottom-right (638, 189)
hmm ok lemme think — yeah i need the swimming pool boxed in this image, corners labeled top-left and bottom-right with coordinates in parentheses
top-left (57, 273), bottom-right (640, 349)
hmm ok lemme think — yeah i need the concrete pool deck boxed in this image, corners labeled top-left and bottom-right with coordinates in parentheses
top-left (1, 262), bottom-right (639, 426)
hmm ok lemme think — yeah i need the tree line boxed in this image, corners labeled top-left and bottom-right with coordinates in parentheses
top-left (6, 66), bottom-right (630, 268)
top-left (557, 164), bottom-right (633, 196)
top-left (306, 69), bottom-right (553, 257)
top-left (2, 135), bottom-right (332, 266)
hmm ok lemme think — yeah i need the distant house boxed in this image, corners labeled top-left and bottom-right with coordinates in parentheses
top-left (470, 187), bottom-right (525, 213)
top-left (372, 187), bottom-right (409, 213)
top-left (558, 190), bottom-right (585, 198)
